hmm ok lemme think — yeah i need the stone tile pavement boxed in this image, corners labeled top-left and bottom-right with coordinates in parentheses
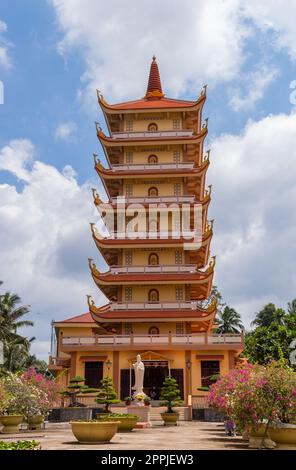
top-left (0, 422), bottom-right (253, 450)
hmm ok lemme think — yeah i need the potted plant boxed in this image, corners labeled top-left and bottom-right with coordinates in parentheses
top-left (144, 396), bottom-right (151, 407)
top-left (159, 376), bottom-right (183, 426)
top-left (96, 413), bottom-right (139, 432)
top-left (60, 375), bottom-right (99, 407)
top-left (70, 419), bottom-right (120, 444)
top-left (95, 377), bottom-right (120, 413)
top-left (0, 375), bottom-right (26, 433)
top-left (124, 396), bottom-right (132, 406)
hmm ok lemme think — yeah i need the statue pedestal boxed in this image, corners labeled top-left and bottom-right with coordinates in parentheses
top-left (127, 405), bottom-right (151, 428)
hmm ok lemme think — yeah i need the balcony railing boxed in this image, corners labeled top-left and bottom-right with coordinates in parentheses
top-left (110, 195), bottom-right (196, 204)
top-left (107, 265), bottom-right (198, 274)
top-left (110, 301), bottom-right (199, 311)
top-left (112, 130), bottom-right (194, 139)
top-left (61, 333), bottom-right (243, 347)
top-left (111, 162), bottom-right (194, 171)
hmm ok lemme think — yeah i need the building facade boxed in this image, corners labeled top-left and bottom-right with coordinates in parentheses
top-left (49, 57), bottom-right (243, 403)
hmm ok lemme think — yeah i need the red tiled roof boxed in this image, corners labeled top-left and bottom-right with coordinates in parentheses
top-left (56, 312), bottom-right (95, 324)
top-left (102, 96), bottom-right (198, 110)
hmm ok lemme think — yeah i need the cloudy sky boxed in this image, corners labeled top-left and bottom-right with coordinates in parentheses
top-left (0, 0), bottom-right (296, 360)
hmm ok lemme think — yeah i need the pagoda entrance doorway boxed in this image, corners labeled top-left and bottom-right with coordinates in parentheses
top-left (143, 360), bottom-right (168, 400)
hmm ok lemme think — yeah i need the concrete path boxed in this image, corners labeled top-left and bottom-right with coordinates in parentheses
top-left (0, 422), bottom-right (252, 450)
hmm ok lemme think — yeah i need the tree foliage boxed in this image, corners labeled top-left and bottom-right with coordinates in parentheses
top-left (95, 376), bottom-right (120, 412)
top-left (244, 300), bottom-right (296, 365)
top-left (159, 376), bottom-right (183, 413)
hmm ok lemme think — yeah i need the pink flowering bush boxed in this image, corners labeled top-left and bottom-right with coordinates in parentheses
top-left (208, 361), bottom-right (296, 432)
top-left (21, 368), bottom-right (60, 409)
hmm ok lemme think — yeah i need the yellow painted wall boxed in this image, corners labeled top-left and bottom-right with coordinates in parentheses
top-left (123, 179), bottom-right (184, 196)
top-left (122, 285), bottom-right (184, 302)
top-left (124, 147), bottom-right (183, 164)
top-left (123, 248), bottom-right (183, 265)
top-left (124, 113), bottom-right (183, 132)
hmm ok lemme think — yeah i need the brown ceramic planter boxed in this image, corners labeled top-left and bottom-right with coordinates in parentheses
top-left (161, 412), bottom-right (179, 426)
top-left (96, 414), bottom-right (139, 432)
top-left (70, 421), bottom-right (119, 444)
top-left (27, 415), bottom-right (44, 430)
top-left (0, 415), bottom-right (23, 434)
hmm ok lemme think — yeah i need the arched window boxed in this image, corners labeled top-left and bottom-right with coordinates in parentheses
top-left (148, 154), bottom-right (158, 164)
top-left (148, 289), bottom-right (159, 303)
top-left (148, 123), bottom-right (158, 132)
top-left (149, 326), bottom-right (159, 335)
top-left (148, 253), bottom-right (159, 266)
top-left (148, 187), bottom-right (158, 197)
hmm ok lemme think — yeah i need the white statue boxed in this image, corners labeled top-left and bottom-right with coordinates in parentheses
top-left (132, 354), bottom-right (145, 397)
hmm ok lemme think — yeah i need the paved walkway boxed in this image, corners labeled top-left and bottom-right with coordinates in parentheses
top-left (0, 422), bottom-right (251, 450)
top-left (2, 421), bottom-right (295, 450)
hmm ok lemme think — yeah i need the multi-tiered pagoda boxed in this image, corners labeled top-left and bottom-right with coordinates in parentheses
top-left (49, 57), bottom-right (243, 405)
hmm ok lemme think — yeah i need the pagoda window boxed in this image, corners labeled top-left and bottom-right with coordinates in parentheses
top-left (149, 326), bottom-right (159, 335)
top-left (126, 120), bottom-right (133, 132)
top-left (173, 150), bottom-right (181, 163)
top-left (148, 187), bottom-right (158, 197)
top-left (125, 287), bottom-right (133, 301)
top-left (125, 250), bottom-right (133, 265)
top-left (126, 151), bottom-right (133, 164)
top-left (176, 322), bottom-right (184, 335)
top-left (174, 183), bottom-right (182, 196)
top-left (148, 154), bottom-right (158, 164)
top-left (124, 323), bottom-right (132, 335)
top-left (148, 253), bottom-right (159, 266)
top-left (201, 361), bottom-right (220, 388)
top-left (175, 250), bottom-right (183, 264)
top-left (173, 119), bottom-right (180, 130)
top-left (148, 123), bottom-right (158, 132)
top-left (125, 183), bottom-right (133, 197)
top-left (175, 287), bottom-right (184, 301)
top-left (148, 289), bottom-right (159, 303)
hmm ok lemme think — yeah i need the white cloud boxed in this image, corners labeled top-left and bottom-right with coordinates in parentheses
top-left (51, 0), bottom-right (251, 103)
top-left (54, 121), bottom-right (77, 141)
top-left (0, 139), bottom-right (105, 360)
top-left (242, 0), bottom-right (296, 61)
top-left (229, 64), bottom-right (279, 111)
top-left (0, 20), bottom-right (12, 69)
top-left (209, 112), bottom-right (296, 326)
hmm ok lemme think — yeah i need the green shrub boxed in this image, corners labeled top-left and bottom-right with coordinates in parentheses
top-left (0, 440), bottom-right (40, 450)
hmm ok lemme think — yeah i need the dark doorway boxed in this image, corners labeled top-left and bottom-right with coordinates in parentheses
top-left (120, 369), bottom-right (134, 401)
top-left (84, 361), bottom-right (103, 388)
top-left (201, 361), bottom-right (220, 388)
top-left (143, 363), bottom-right (168, 399)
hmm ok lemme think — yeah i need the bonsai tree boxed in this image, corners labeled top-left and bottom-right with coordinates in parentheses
top-left (159, 376), bottom-right (183, 413)
top-left (95, 376), bottom-right (120, 413)
top-left (61, 376), bottom-right (98, 407)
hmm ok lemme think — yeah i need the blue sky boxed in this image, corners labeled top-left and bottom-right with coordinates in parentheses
top-left (0, 0), bottom-right (296, 360)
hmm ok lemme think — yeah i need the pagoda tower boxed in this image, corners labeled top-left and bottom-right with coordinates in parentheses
top-left (78, 57), bottom-right (242, 402)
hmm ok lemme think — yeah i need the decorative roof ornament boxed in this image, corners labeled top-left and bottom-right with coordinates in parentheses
top-left (145, 55), bottom-right (165, 99)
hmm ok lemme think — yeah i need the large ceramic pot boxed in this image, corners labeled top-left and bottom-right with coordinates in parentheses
top-left (27, 415), bottom-right (44, 430)
top-left (96, 414), bottom-right (139, 432)
top-left (161, 412), bottom-right (179, 426)
top-left (269, 424), bottom-right (296, 446)
top-left (70, 421), bottom-right (120, 444)
top-left (0, 415), bottom-right (23, 434)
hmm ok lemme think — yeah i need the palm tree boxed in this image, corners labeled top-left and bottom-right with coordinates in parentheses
top-left (0, 284), bottom-right (34, 371)
top-left (216, 305), bottom-right (244, 334)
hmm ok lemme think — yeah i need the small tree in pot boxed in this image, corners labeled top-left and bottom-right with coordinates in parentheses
top-left (61, 376), bottom-right (99, 407)
top-left (159, 376), bottom-right (183, 426)
top-left (95, 377), bottom-right (120, 413)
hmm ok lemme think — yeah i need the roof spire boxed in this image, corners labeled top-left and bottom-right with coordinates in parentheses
top-left (145, 55), bottom-right (165, 99)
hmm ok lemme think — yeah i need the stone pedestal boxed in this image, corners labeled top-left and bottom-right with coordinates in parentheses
top-left (127, 405), bottom-right (151, 428)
